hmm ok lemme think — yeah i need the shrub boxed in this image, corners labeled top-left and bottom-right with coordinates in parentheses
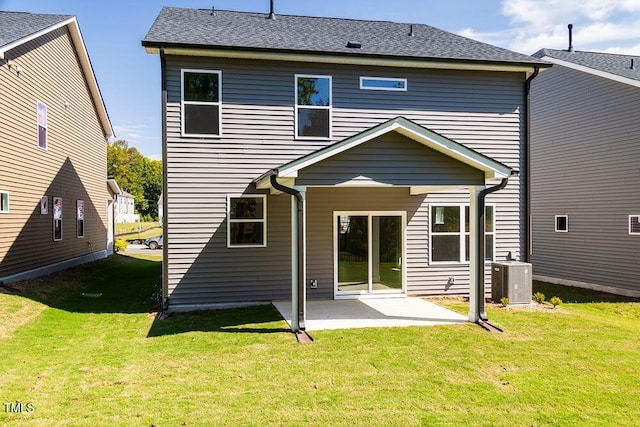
top-left (549, 296), bottom-right (562, 308)
top-left (533, 292), bottom-right (546, 304)
top-left (114, 239), bottom-right (128, 253)
top-left (500, 297), bottom-right (510, 307)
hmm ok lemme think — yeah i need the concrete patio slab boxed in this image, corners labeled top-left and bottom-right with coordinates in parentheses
top-left (273, 298), bottom-right (468, 331)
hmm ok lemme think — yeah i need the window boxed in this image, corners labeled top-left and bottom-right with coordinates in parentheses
top-left (77, 200), bottom-right (85, 238)
top-left (53, 197), bottom-right (63, 241)
top-left (295, 74), bottom-right (331, 139)
top-left (181, 69), bottom-right (221, 137)
top-left (227, 195), bottom-right (266, 248)
top-left (37, 101), bottom-right (47, 149)
top-left (0, 191), bottom-right (9, 213)
top-left (430, 205), bottom-right (495, 263)
top-left (360, 77), bottom-right (407, 91)
top-left (629, 215), bottom-right (640, 235)
top-left (555, 215), bottom-right (568, 232)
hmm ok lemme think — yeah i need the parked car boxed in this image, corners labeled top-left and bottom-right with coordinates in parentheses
top-left (144, 235), bottom-right (163, 250)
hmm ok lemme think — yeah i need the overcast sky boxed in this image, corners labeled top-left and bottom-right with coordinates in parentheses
top-left (2, 0), bottom-right (639, 159)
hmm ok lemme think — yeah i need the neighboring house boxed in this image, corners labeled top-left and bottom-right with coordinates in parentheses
top-left (530, 47), bottom-right (640, 297)
top-left (142, 7), bottom-right (548, 329)
top-left (114, 190), bottom-right (140, 223)
top-left (0, 11), bottom-right (113, 284)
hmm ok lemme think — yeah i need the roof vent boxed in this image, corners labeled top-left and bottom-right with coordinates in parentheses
top-left (567, 24), bottom-right (574, 52)
top-left (631, 58), bottom-right (636, 70)
top-left (409, 24), bottom-right (415, 37)
top-left (346, 41), bottom-right (362, 49)
top-left (210, 6), bottom-right (216, 16)
top-left (268, 0), bottom-right (276, 19)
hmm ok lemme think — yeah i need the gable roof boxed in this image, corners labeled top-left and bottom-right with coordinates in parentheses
top-left (533, 48), bottom-right (640, 88)
top-left (254, 117), bottom-right (511, 191)
top-left (0, 11), bottom-right (113, 138)
top-left (143, 7), bottom-right (547, 72)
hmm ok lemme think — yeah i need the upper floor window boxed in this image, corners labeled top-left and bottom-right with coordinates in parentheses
top-left (360, 77), bottom-right (407, 91)
top-left (0, 191), bottom-right (9, 213)
top-left (430, 204), bottom-right (495, 263)
top-left (295, 74), bottom-right (331, 139)
top-left (629, 215), bottom-right (640, 235)
top-left (181, 69), bottom-right (221, 137)
top-left (37, 101), bottom-right (47, 150)
top-left (555, 215), bottom-right (568, 232)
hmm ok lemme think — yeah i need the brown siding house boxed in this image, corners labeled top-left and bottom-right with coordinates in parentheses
top-left (0, 11), bottom-right (113, 284)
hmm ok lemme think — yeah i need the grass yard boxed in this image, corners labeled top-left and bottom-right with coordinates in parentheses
top-left (115, 221), bottom-right (162, 240)
top-left (1, 256), bottom-right (639, 426)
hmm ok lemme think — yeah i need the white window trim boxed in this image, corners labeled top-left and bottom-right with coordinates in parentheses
top-left (0, 191), bottom-right (9, 213)
top-left (36, 100), bottom-right (48, 151)
top-left (629, 215), bottom-right (640, 235)
top-left (428, 203), bottom-right (496, 265)
top-left (227, 194), bottom-right (267, 248)
top-left (360, 76), bottom-right (407, 91)
top-left (77, 200), bottom-right (85, 239)
top-left (181, 69), bottom-right (222, 138)
top-left (555, 215), bottom-right (569, 233)
top-left (295, 74), bottom-right (332, 140)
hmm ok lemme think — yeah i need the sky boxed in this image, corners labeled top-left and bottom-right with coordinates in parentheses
top-left (2, 0), bottom-right (640, 160)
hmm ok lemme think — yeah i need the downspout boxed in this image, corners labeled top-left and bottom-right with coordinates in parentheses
top-left (160, 47), bottom-right (169, 310)
top-left (475, 174), bottom-right (512, 323)
top-left (524, 66), bottom-right (540, 263)
top-left (270, 173), bottom-right (306, 332)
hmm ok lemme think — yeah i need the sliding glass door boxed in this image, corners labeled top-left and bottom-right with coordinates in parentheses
top-left (335, 212), bottom-right (405, 296)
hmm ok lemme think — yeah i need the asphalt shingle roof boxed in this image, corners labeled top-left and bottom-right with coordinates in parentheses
top-left (0, 11), bottom-right (72, 49)
top-left (533, 48), bottom-right (640, 82)
top-left (143, 7), bottom-right (546, 66)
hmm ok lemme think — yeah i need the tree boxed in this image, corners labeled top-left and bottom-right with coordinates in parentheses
top-left (107, 140), bottom-right (162, 220)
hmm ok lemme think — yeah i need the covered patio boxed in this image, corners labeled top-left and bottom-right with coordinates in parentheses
top-left (254, 117), bottom-right (513, 333)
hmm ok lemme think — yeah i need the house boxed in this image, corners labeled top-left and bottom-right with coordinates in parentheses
top-left (142, 7), bottom-right (548, 330)
top-left (0, 11), bottom-right (114, 284)
top-left (530, 47), bottom-right (640, 297)
top-left (114, 190), bottom-right (140, 223)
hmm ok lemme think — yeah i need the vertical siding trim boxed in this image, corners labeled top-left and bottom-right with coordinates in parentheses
top-left (160, 47), bottom-right (170, 307)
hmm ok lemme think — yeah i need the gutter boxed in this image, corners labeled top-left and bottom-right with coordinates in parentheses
top-left (269, 173), bottom-right (308, 337)
top-left (524, 66), bottom-right (540, 263)
top-left (160, 47), bottom-right (169, 310)
top-left (474, 173), bottom-right (514, 324)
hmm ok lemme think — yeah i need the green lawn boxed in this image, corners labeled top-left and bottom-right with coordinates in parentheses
top-left (1, 257), bottom-right (639, 426)
top-left (115, 221), bottom-right (162, 240)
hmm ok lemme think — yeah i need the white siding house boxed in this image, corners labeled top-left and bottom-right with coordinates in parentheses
top-left (113, 190), bottom-right (139, 223)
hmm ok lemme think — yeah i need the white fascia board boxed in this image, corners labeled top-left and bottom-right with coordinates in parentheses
top-left (147, 46), bottom-right (538, 74)
top-left (540, 56), bottom-right (640, 89)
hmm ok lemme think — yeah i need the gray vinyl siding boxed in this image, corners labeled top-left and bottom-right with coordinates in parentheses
top-left (164, 56), bottom-right (525, 306)
top-left (0, 26), bottom-right (109, 279)
top-left (530, 65), bottom-right (640, 292)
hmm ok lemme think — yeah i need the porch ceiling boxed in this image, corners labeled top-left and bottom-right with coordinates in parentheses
top-left (254, 117), bottom-right (512, 193)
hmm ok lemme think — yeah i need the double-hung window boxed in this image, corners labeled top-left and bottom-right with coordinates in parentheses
top-left (0, 191), bottom-right (9, 213)
top-left (227, 195), bottom-right (266, 248)
top-left (430, 204), bottom-right (495, 263)
top-left (77, 200), bottom-right (85, 238)
top-left (37, 101), bottom-right (47, 150)
top-left (181, 69), bottom-right (221, 137)
top-left (295, 74), bottom-right (331, 139)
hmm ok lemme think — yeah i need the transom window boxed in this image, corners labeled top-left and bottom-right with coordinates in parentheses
top-left (0, 191), bottom-right (9, 213)
top-left (555, 215), bottom-right (568, 232)
top-left (629, 215), bottom-right (640, 235)
top-left (360, 77), bottom-right (407, 91)
top-left (227, 195), bottom-right (266, 248)
top-left (295, 74), bottom-right (331, 139)
top-left (37, 101), bottom-right (47, 150)
top-left (181, 69), bottom-right (221, 137)
top-left (430, 205), bottom-right (495, 263)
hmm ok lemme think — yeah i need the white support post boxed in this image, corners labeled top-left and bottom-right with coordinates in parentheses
top-left (290, 193), bottom-right (299, 332)
top-left (468, 186), bottom-right (483, 323)
top-left (297, 187), bottom-right (307, 329)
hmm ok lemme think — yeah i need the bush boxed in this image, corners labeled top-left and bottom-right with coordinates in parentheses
top-left (500, 297), bottom-right (510, 307)
top-left (533, 292), bottom-right (546, 304)
top-left (114, 239), bottom-right (128, 253)
top-left (549, 296), bottom-right (563, 308)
